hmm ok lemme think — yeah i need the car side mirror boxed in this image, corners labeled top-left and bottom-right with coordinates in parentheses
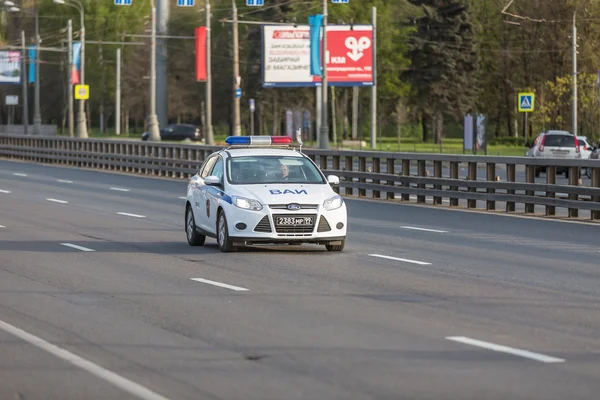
top-left (327, 175), bottom-right (340, 185)
top-left (204, 175), bottom-right (221, 186)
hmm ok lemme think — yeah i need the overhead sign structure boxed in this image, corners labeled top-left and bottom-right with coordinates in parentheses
top-left (518, 92), bottom-right (535, 112)
top-left (114, 0), bottom-right (132, 5)
top-left (74, 84), bottom-right (89, 100)
top-left (262, 24), bottom-right (374, 88)
top-left (177, 0), bottom-right (194, 6)
top-left (247, 0), bottom-right (264, 5)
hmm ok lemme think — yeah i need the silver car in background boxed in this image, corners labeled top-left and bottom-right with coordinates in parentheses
top-left (526, 130), bottom-right (581, 178)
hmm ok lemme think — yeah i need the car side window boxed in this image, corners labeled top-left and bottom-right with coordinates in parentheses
top-left (210, 157), bottom-right (224, 182)
top-left (200, 156), bottom-right (217, 178)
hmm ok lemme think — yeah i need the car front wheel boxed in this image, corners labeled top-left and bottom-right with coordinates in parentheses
top-left (217, 211), bottom-right (236, 252)
top-left (326, 238), bottom-right (345, 252)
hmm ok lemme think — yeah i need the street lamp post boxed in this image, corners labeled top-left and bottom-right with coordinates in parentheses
top-left (54, 0), bottom-right (87, 138)
top-left (319, 0), bottom-right (329, 149)
top-left (572, 0), bottom-right (595, 137)
top-left (148, 0), bottom-right (160, 141)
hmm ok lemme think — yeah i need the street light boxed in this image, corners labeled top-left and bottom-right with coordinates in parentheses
top-left (54, 0), bottom-right (88, 138)
top-left (147, 0), bottom-right (160, 141)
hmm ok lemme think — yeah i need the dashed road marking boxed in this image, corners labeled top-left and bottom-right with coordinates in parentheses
top-left (117, 212), bottom-right (145, 218)
top-left (0, 319), bottom-right (173, 400)
top-left (46, 198), bottom-right (68, 204)
top-left (368, 254), bottom-right (432, 266)
top-left (61, 243), bottom-right (96, 252)
top-left (446, 336), bottom-right (565, 363)
top-left (190, 278), bottom-right (249, 292)
top-left (401, 226), bottom-right (448, 233)
top-left (57, 179), bottom-right (73, 184)
top-left (110, 187), bottom-right (130, 192)
top-left (13, 173), bottom-right (27, 177)
top-left (0, 189), bottom-right (11, 194)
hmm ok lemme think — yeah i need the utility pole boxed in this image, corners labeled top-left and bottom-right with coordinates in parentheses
top-left (67, 19), bottom-right (73, 137)
top-left (77, 3), bottom-right (87, 138)
top-left (319, 0), bottom-right (329, 149)
top-left (116, 47), bottom-right (121, 136)
top-left (33, 4), bottom-right (41, 135)
top-left (572, 11), bottom-right (578, 137)
top-left (232, 0), bottom-right (241, 136)
top-left (205, 0), bottom-right (214, 145)
top-left (370, 6), bottom-right (376, 149)
top-left (21, 30), bottom-right (28, 135)
top-left (148, 1), bottom-right (161, 141)
top-left (156, 0), bottom-right (169, 127)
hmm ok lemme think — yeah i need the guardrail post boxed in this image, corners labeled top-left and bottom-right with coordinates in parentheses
top-left (450, 162), bottom-right (459, 207)
top-left (525, 165), bottom-right (535, 214)
top-left (486, 163), bottom-right (496, 211)
top-left (546, 165), bottom-right (556, 216)
top-left (332, 154), bottom-right (340, 195)
top-left (386, 158), bottom-right (395, 200)
top-left (358, 157), bottom-right (367, 197)
top-left (468, 162), bottom-right (477, 209)
top-left (373, 157), bottom-right (381, 198)
top-left (345, 156), bottom-right (353, 196)
top-left (592, 167), bottom-right (600, 220)
top-left (402, 159), bottom-right (410, 202)
top-left (568, 166), bottom-right (579, 218)
top-left (433, 161), bottom-right (442, 205)
top-left (417, 160), bottom-right (426, 203)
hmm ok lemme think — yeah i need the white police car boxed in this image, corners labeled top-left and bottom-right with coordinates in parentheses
top-left (184, 135), bottom-right (347, 252)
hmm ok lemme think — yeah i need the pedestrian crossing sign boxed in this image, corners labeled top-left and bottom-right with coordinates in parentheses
top-left (518, 92), bottom-right (535, 112)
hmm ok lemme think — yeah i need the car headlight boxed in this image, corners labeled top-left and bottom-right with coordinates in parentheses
top-left (232, 196), bottom-right (263, 211)
top-left (323, 195), bottom-right (343, 211)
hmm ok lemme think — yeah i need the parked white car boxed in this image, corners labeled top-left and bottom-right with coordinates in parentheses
top-left (526, 130), bottom-right (581, 177)
top-left (184, 136), bottom-right (347, 252)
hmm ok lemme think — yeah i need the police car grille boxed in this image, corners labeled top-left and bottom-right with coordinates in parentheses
top-left (269, 204), bottom-right (319, 210)
top-left (254, 216), bottom-right (272, 233)
top-left (317, 216), bottom-right (331, 232)
top-left (273, 214), bottom-right (316, 234)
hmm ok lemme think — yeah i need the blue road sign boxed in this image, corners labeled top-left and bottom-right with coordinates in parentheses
top-left (236, 88), bottom-right (242, 99)
top-left (518, 92), bottom-right (535, 113)
top-left (331, 0), bottom-right (349, 3)
top-left (177, 0), bottom-right (194, 6)
top-left (114, 0), bottom-right (132, 5)
top-left (247, 0), bottom-right (264, 6)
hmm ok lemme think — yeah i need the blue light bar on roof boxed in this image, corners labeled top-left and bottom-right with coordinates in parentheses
top-left (225, 136), bottom-right (293, 146)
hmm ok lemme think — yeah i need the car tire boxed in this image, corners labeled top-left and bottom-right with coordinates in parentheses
top-left (217, 211), bottom-right (236, 253)
top-left (186, 205), bottom-right (206, 246)
top-left (326, 238), bottom-right (345, 252)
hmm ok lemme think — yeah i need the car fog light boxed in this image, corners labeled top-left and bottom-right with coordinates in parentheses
top-left (235, 222), bottom-right (247, 230)
top-left (336, 222), bottom-right (344, 229)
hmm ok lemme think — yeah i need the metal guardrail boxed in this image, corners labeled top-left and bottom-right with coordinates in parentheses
top-left (1, 134), bottom-right (600, 221)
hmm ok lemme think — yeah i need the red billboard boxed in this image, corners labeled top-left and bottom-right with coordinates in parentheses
top-left (319, 26), bottom-right (374, 85)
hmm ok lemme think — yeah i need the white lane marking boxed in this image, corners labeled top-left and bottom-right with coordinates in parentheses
top-left (446, 336), bottom-right (565, 363)
top-left (61, 243), bottom-right (96, 252)
top-left (0, 225), bottom-right (5, 228)
top-left (178, 196), bottom-right (186, 200)
top-left (110, 187), bottom-right (130, 192)
top-left (57, 179), bottom-right (73, 184)
top-left (0, 319), bottom-right (172, 400)
top-left (368, 254), bottom-right (432, 266)
top-left (13, 173), bottom-right (27, 177)
top-left (117, 212), bottom-right (145, 218)
top-left (0, 189), bottom-right (11, 194)
top-left (46, 198), bottom-right (68, 204)
top-left (401, 226), bottom-right (448, 233)
top-left (190, 278), bottom-right (249, 292)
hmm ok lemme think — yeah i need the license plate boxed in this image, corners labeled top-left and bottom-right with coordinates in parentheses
top-left (276, 216), bottom-right (313, 226)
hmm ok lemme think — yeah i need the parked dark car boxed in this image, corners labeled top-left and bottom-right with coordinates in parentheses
top-left (141, 124), bottom-right (202, 141)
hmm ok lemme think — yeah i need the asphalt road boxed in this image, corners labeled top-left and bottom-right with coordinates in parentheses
top-left (1, 159), bottom-right (600, 400)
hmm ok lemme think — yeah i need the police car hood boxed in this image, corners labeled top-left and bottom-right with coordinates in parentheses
top-left (234, 184), bottom-right (334, 206)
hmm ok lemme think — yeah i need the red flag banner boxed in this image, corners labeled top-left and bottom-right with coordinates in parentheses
top-left (195, 27), bottom-right (207, 81)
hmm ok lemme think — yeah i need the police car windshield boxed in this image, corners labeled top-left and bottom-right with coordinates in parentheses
top-left (227, 156), bottom-right (326, 185)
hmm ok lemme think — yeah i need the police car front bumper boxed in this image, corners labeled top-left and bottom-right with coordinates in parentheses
top-left (227, 204), bottom-right (347, 245)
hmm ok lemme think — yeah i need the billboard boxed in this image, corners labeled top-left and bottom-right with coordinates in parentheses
top-left (0, 51), bottom-right (21, 84)
top-left (262, 24), bottom-right (374, 87)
